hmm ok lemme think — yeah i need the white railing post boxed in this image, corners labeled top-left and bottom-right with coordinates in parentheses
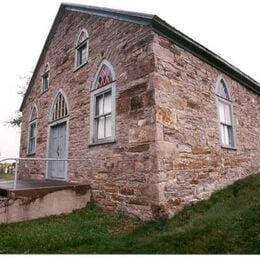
top-left (13, 159), bottom-right (18, 190)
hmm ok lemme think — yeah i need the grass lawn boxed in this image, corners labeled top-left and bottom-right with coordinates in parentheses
top-left (0, 173), bottom-right (259, 254)
top-left (0, 173), bottom-right (14, 181)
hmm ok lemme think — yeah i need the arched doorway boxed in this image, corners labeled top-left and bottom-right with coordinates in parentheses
top-left (47, 90), bottom-right (69, 180)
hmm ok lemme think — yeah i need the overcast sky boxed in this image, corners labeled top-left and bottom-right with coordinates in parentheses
top-left (0, 0), bottom-right (259, 159)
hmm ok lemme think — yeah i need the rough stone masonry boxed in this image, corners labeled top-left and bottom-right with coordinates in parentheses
top-left (19, 4), bottom-right (260, 220)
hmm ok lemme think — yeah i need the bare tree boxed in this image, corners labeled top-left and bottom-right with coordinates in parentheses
top-left (6, 71), bottom-right (32, 127)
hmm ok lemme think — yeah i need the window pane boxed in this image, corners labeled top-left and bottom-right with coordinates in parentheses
top-left (81, 46), bottom-right (87, 63)
top-left (29, 119), bottom-right (36, 154)
top-left (221, 125), bottom-right (230, 145)
top-left (105, 115), bottom-right (112, 138)
top-left (96, 95), bottom-right (103, 116)
top-left (97, 117), bottom-right (105, 139)
top-left (104, 92), bottom-right (111, 114)
top-left (224, 103), bottom-right (232, 125)
top-left (42, 72), bottom-right (49, 92)
top-left (227, 126), bottom-right (234, 146)
top-left (30, 123), bottom-right (36, 138)
top-left (218, 102), bottom-right (225, 123)
top-left (30, 138), bottom-right (35, 153)
top-left (77, 44), bottom-right (87, 66)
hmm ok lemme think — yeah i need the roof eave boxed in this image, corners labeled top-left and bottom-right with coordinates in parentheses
top-left (151, 16), bottom-right (260, 95)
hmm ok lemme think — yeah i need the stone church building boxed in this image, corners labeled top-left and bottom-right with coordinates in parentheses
top-left (19, 3), bottom-right (260, 220)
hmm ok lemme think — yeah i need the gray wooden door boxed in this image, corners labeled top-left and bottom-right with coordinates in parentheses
top-left (48, 122), bottom-right (67, 179)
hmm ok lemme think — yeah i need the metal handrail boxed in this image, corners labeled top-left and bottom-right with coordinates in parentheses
top-left (0, 157), bottom-right (89, 189)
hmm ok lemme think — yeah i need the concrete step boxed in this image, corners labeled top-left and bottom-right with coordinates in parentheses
top-left (0, 180), bottom-right (91, 224)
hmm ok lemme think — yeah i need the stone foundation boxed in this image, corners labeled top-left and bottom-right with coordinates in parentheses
top-left (0, 184), bottom-right (91, 224)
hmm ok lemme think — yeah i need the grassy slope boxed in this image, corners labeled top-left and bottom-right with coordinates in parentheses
top-left (0, 173), bottom-right (14, 181)
top-left (0, 173), bottom-right (259, 254)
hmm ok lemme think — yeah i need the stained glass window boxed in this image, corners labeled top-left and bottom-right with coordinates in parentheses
top-left (51, 93), bottom-right (68, 121)
top-left (95, 64), bottom-right (113, 89)
top-left (91, 60), bottom-right (116, 144)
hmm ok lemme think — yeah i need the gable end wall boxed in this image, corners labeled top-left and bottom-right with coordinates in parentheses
top-left (19, 11), bottom-right (160, 220)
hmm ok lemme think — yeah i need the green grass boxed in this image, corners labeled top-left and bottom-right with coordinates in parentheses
top-left (0, 173), bottom-right (14, 181)
top-left (0, 173), bottom-right (260, 254)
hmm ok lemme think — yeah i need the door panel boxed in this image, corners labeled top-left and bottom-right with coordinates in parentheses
top-left (48, 123), bottom-right (67, 179)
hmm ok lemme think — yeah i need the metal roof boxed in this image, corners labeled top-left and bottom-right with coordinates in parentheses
top-left (20, 2), bottom-right (260, 111)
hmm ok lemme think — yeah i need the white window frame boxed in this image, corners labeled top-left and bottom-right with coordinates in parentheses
top-left (215, 76), bottom-right (236, 149)
top-left (89, 60), bottom-right (116, 146)
top-left (27, 104), bottom-right (38, 155)
top-left (74, 29), bottom-right (89, 71)
top-left (41, 63), bottom-right (50, 93)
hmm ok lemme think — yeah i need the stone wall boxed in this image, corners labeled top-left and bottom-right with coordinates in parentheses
top-left (153, 33), bottom-right (260, 217)
top-left (20, 10), bottom-right (158, 220)
top-left (19, 9), bottom-right (260, 221)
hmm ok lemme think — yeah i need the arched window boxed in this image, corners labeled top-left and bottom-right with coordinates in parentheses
top-left (41, 63), bottom-right (50, 93)
top-left (28, 104), bottom-right (38, 154)
top-left (75, 29), bottom-right (89, 69)
top-left (50, 92), bottom-right (68, 122)
top-left (215, 76), bottom-right (235, 148)
top-left (90, 60), bottom-right (116, 144)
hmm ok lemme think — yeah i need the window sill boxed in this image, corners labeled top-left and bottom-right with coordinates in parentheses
top-left (88, 139), bottom-right (116, 147)
top-left (221, 145), bottom-right (237, 151)
top-left (73, 61), bottom-right (88, 72)
top-left (26, 152), bottom-right (36, 156)
top-left (41, 89), bottom-right (49, 95)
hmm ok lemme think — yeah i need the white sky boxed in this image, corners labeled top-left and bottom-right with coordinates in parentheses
top-left (0, 0), bottom-right (259, 159)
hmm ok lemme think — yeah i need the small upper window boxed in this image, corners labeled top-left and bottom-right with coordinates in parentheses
top-left (51, 92), bottom-right (68, 122)
top-left (75, 29), bottom-right (89, 69)
top-left (41, 63), bottom-right (50, 93)
top-left (215, 77), bottom-right (236, 148)
top-left (28, 105), bottom-right (38, 154)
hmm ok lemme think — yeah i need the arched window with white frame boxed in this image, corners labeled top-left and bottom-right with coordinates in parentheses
top-left (90, 60), bottom-right (116, 145)
top-left (215, 76), bottom-right (236, 148)
top-left (28, 104), bottom-right (38, 154)
top-left (41, 63), bottom-right (50, 93)
top-left (75, 29), bottom-right (89, 69)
